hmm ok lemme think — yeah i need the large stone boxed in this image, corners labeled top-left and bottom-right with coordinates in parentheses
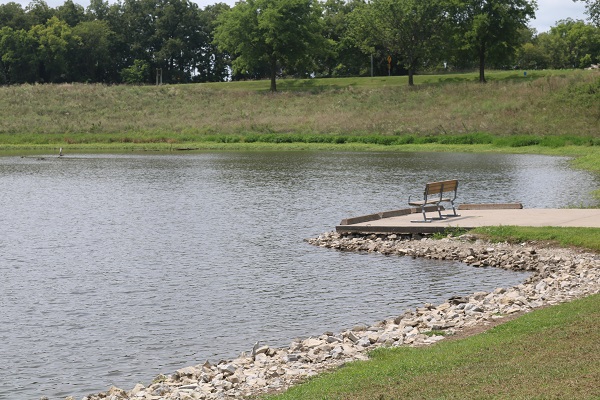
top-left (254, 353), bottom-right (269, 365)
top-left (129, 383), bottom-right (146, 397)
top-left (302, 338), bottom-right (323, 349)
top-left (175, 366), bottom-right (198, 379)
top-left (218, 363), bottom-right (237, 376)
top-left (346, 331), bottom-right (360, 343)
top-left (284, 353), bottom-right (301, 362)
top-left (253, 345), bottom-right (270, 356)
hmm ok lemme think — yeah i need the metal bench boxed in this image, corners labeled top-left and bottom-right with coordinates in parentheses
top-left (408, 180), bottom-right (459, 222)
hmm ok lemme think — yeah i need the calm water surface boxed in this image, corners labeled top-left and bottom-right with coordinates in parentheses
top-left (0, 151), bottom-right (597, 399)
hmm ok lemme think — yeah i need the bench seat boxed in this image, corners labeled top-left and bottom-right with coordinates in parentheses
top-left (408, 197), bottom-right (453, 206)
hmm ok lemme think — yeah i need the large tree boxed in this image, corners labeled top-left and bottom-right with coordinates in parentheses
top-left (450, 0), bottom-right (536, 83)
top-left (119, 0), bottom-right (208, 83)
top-left (349, 0), bottom-right (445, 85)
top-left (0, 2), bottom-right (31, 30)
top-left (71, 20), bottom-right (117, 82)
top-left (25, 0), bottom-right (55, 26)
top-left (29, 16), bottom-right (79, 82)
top-left (214, 0), bottom-right (324, 91)
top-left (195, 3), bottom-right (230, 82)
top-left (535, 19), bottom-right (600, 68)
top-left (317, 0), bottom-right (366, 77)
top-left (55, 0), bottom-right (86, 27)
top-left (153, 0), bottom-right (205, 82)
top-left (0, 26), bottom-right (39, 83)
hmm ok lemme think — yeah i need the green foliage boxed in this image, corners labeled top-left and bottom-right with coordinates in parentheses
top-left (214, 0), bottom-right (325, 91)
top-left (29, 16), bottom-right (78, 82)
top-left (71, 20), bottom-right (115, 82)
top-left (0, 2), bottom-right (31, 30)
top-left (195, 3), bottom-right (231, 83)
top-left (448, 0), bottom-right (537, 82)
top-left (533, 19), bottom-right (600, 69)
top-left (26, 0), bottom-right (55, 26)
top-left (1, 0), bottom-right (599, 85)
top-left (575, 0), bottom-right (600, 27)
top-left (0, 0), bottom-right (228, 84)
top-left (120, 59), bottom-right (150, 84)
top-left (517, 41), bottom-right (550, 70)
top-left (316, 0), bottom-right (366, 78)
top-left (119, 0), bottom-right (212, 84)
top-left (55, 0), bottom-right (86, 27)
top-left (0, 26), bottom-right (39, 83)
top-left (349, 0), bottom-right (445, 85)
top-left (431, 227), bottom-right (469, 239)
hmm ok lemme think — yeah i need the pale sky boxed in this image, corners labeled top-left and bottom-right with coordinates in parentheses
top-left (0, 0), bottom-right (590, 34)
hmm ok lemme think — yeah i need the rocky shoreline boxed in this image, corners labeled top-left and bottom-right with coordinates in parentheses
top-left (67, 232), bottom-right (600, 400)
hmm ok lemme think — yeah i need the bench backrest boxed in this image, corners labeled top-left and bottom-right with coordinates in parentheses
top-left (424, 180), bottom-right (458, 196)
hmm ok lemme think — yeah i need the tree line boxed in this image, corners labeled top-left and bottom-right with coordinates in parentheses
top-left (0, 0), bottom-right (598, 89)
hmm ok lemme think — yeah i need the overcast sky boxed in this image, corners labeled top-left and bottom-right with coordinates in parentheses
top-left (0, 0), bottom-right (590, 33)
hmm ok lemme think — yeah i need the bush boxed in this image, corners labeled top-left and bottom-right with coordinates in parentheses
top-left (120, 60), bottom-right (150, 85)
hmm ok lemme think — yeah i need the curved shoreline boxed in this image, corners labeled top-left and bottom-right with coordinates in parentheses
top-left (76, 232), bottom-right (600, 400)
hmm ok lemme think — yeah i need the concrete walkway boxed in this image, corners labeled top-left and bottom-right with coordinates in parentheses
top-left (336, 207), bottom-right (600, 234)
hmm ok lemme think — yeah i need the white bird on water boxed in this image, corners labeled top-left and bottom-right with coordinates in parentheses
top-left (59, 147), bottom-right (63, 157)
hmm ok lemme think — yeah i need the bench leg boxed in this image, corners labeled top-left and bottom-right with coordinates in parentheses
top-left (411, 206), bottom-right (433, 223)
top-left (443, 201), bottom-right (460, 218)
top-left (414, 204), bottom-right (449, 222)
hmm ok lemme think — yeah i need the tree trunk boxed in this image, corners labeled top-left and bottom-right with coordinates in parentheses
top-left (269, 55), bottom-right (277, 92)
top-left (408, 68), bottom-right (414, 86)
top-left (478, 43), bottom-right (486, 83)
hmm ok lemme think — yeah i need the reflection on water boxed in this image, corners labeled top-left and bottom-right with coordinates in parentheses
top-left (0, 151), bottom-right (597, 399)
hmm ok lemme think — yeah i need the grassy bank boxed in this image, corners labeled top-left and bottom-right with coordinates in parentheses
top-left (1, 70), bottom-right (599, 143)
top-left (473, 226), bottom-right (600, 252)
top-left (264, 226), bottom-right (600, 400)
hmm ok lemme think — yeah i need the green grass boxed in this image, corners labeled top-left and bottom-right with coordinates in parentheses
top-left (1, 70), bottom-right (598, 144)
top-left (3, 131), bottom-right (599, 148)
top-left (204, 69), bottom-right (574, 91)
top-left (472, 226), bottom-right (600, 252)
top-left (265, 293), bottom-right (600, 400)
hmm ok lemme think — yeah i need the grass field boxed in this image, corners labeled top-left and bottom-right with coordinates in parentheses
top-left (0, 70), bottom-right (599, 145)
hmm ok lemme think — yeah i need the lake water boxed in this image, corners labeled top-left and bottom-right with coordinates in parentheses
top-left (0, 151), bottom-right (597, 400)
